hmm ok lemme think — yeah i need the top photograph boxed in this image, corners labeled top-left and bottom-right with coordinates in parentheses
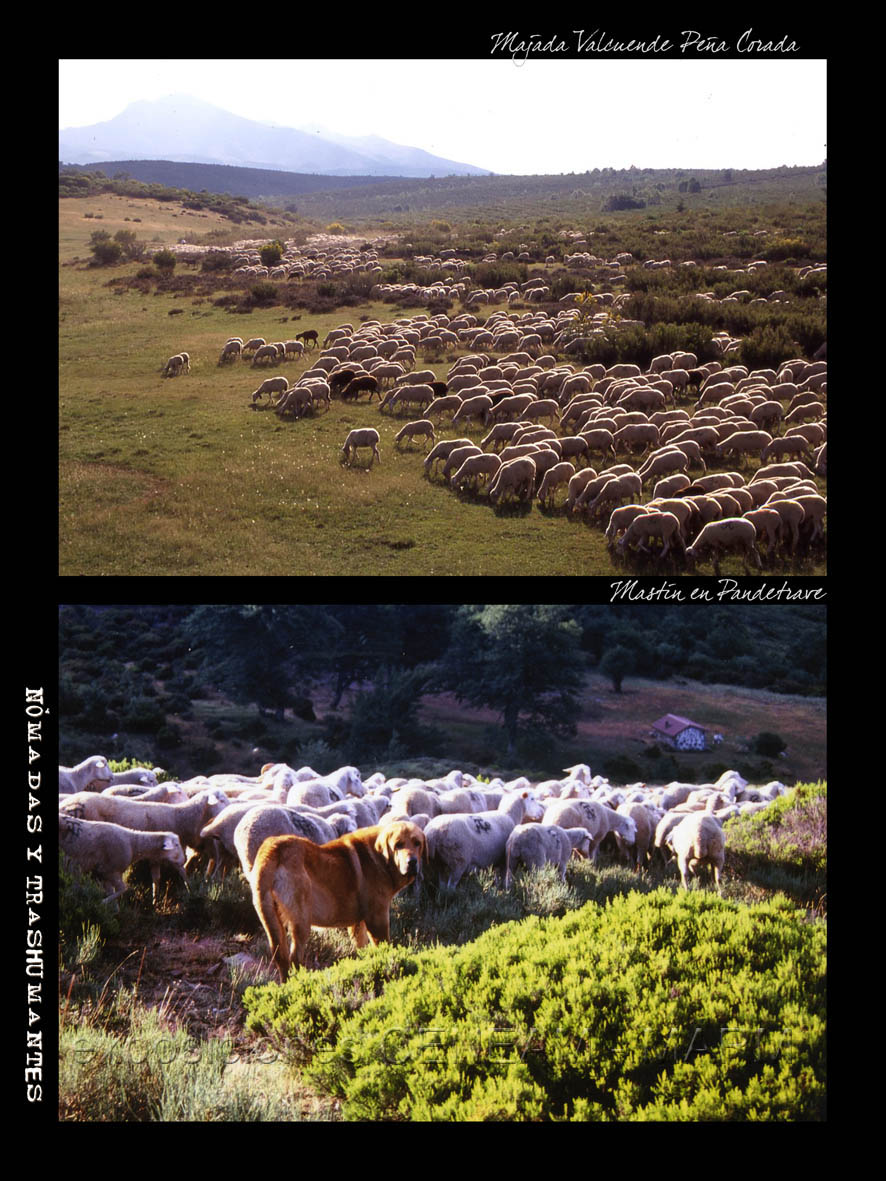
top-left (59, 46), bottom-right (826, 577)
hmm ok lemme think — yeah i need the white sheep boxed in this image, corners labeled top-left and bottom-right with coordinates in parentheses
top-left (59, 813), bottom-right (186, 904)
top-left (541, 798), bottom-right (636, 863)
top-left (251, 343), bottom-right (280, 366)
top-left (424, 789), bottom-right (544, 889)
top-left (251, 375), bottom-right (289, 404)
top-left (487, 455), bottom-right (537, 505)
top-left (59, 788), bottom-right (228, 874)
top-left (450, 452), bottom-right (502, 492)
top-left (341, 428), bottom-right (381, 466)
top-left (233, 805), bottom-right (356, 880)
top-left (503, 824), bottom-right (591, 887)
top-left (664, 812), bottom-right (726, 892)
top-left (613, 803), bottom-right (656, 870)
top-left (394, 419), bottom-right (436, 450)
top-left (536, 461), bottom-right (577, 507)
top-left (685, 517), bottom-right (762, 573)
top-left (59, 755), bottom-right (113, 795)
top-left (219, 339), bottom-right (242, 363)
top-left (616, 510), bottom-right (684, 559)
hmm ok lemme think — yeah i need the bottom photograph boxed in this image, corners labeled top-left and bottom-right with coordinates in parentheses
top-left (55, 602), bottom-right (826, 1122)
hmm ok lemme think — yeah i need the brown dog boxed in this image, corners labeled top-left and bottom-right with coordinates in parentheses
top-left (252, 822), bottom-right (427, 981)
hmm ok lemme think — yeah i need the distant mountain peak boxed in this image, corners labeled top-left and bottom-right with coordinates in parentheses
top-left (59, 94), bottom-right (490, 177)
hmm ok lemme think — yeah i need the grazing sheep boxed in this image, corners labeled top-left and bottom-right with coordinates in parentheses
top-left (503, 824), bottom-right (591, 887)
top-left (605, 503), bottom-right (648, 547)
top-left (450, 452), bottom-right (502, 492)
top-left (274, 386), bottom-right (314, 417)
top-left (251, 344), bottom-right (280, 367)
top-left (251, 375), bottom-right (289, 404)
top-left (296, 329), bottom-right (319, 349)
top-left (580, 472), bottom-right (644, 520)
top-left (59, 814), bottom-right (186, 904)
top-left (341, 428), bottom-right (381, 466)
top-left (424, 790), bottom-right (544, 889)
top-left (451, 393), bottom-right (495, 430)
top-left (487, 455), bottom-right (537, 505)
top-left (664, 812), bottom-right (725, 892)
top-left (536, 461), bottom-right (577, 507)
top-left (219, 339), bottom-right (242, 363)
top-left (163, 353), bottom-right (186, 377)
top-left (341, 375), bottom-right (380, 401)
top-left (685, 517), bottom-right (762, 573)
top-left (394, 419), bottom-right (436, 450)
top-left (616, 510), bottom-right (684, 559)
top-left (59, 755), bottom-right (113, 795)
top-left (242, 338), bottom-right (266, 357)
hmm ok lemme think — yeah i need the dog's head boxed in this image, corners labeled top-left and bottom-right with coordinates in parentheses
top-left (376, 822), bottom-right (427, 881)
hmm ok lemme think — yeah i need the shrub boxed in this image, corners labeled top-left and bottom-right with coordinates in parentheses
top-left (152, 248), bottom-right (176, 273)
top-left (244, 889), bottom-right (826, 1120)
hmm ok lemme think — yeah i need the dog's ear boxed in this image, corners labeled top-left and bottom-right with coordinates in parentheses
top-left (375, 826), bottom-right (395, 860)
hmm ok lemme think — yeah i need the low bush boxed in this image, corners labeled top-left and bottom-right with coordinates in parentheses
top-left (244, 889), bottom-right (825, 1120)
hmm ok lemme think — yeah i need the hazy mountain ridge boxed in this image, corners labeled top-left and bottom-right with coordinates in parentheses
top-left (59, 93), bottom-right (491, 177)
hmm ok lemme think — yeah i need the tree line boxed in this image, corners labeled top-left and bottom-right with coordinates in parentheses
top-left (58, 604), bottom-right (825, 772)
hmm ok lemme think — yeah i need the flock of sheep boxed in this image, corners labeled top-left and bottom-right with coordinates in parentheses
top-left (156, 233), bottom-right (825, 570)
top-left (59, 755), bottom-right (788, 949)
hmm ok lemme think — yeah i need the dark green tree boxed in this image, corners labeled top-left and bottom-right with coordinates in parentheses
top-left (184, 605), bottom-right (343, 719)
top-left (598, 644), bottom-right (635, 693)
top-left (438, 605), bottom-right (584, 756)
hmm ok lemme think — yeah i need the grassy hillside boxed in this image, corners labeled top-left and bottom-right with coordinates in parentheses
top-left (59, 194), bottom-right (825, 576)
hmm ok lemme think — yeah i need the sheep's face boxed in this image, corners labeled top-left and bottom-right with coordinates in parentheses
top-left (521, 793), bottom-right (545, 823)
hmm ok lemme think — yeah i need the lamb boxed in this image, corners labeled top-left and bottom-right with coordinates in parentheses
top-left (59, 814), bottom-right (186, 904)
top-left (394, 419), bottom-right (436, 450)
top-left (341, 428), bottom-right (381, 466)
top-left (503, 824), bottom-right (592, 888)
top-left (59, 756), bottom-right (114, 795)
top-left (685, 517), bottom-right (763, 573)
top-left (664, 812), bottom-right (726, 892)
top-left (424, 790), bottom-right (544, 889)
top-left (487, 455), bottom-right (537, 505)
top-left (541, 798), bottom-right (636, 863)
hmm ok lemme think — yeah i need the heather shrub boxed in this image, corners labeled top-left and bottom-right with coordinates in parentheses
top-left (244, 889), bottom-right (826, 1120)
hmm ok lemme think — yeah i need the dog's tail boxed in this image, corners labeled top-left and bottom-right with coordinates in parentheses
top-left (251, 838), bottom-right (291, 981)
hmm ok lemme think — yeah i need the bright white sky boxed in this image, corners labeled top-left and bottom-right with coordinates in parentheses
top-left (59, 58), bottom-right (826, 175)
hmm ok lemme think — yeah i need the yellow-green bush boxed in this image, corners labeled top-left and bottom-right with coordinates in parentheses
top-left (244, 889), bottom-right (826, 1120)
